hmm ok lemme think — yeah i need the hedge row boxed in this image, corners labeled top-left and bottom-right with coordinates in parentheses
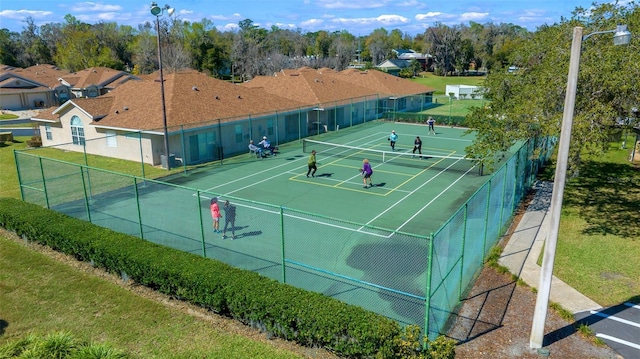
top-left (0, 198), bottom-right (455, 358)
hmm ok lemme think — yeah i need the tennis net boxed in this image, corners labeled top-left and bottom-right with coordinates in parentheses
top-left (303, 138), bottom-right (482, 175)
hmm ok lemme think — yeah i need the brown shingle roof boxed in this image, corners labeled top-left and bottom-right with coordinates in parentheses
top-left (85, 70), bottom-right (304, 131)
top-left (18, 64), bottom-right (71, 88)
top-left (242, 67), bottom-right (378, 105)
top-left (61, 67), bottom-right (138, 89)
top-left (331, 69), bottom-right (435, 96)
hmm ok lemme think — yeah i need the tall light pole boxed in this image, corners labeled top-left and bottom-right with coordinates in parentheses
top-left (151, 2), bottom-right (175, 170)
top-left (530, 25), bottom-right (632, 352)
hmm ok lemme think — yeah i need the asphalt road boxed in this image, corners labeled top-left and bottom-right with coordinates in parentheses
top-left (575, 302), bottom-right (640, 359)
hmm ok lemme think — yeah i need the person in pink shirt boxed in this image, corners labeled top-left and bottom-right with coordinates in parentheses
top-left (210, 197), bottom-right (222, 233)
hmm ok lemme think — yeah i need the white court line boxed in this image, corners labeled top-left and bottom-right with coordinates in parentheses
top-left (590, 310), bottom-right (640, 329)
top-left (201, 132), bottom-right (383, 195)
top-left (358, 156), bottom-right (474, 235)
top-left (200, 130), bottom-right (470, 237)
top-left (596, 334), bottom-right (640, 350)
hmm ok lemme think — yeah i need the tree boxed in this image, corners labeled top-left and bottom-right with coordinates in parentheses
top-left (17, 17), bottom-right (52, 67)
top-left (0, 29), bottom-right (19, 66)
top-left (465, 2), bottom-right (639, 176)
top-left (424, 23), bottom-right (460, 76)
top-left (366, 28), bottom-right (391, 65)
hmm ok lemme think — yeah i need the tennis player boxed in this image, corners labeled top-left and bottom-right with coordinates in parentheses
top-left (388, 130), bottom-right (398, 151)
top-left (412, 136), bottom-right (422, 158)
top-left (427, 117), bottom-right (436, 135)
top-left (361, 159), bottom-right (373, 188)
top-left (210, 197), bottom-right (222, 233)
top-left (307, 150), bottom-right (317, 177)
top-left (222, 200), bottom-right (236, 240)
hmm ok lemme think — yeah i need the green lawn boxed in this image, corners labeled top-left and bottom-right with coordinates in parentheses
top-left (0, 235), bottom-right (310, 359)
top-left (539, 141), bottom-right (640, 306)
top-left (412, 73), bottom-right (485, 95)
top-left (0, 113), bottom-right (19, 120)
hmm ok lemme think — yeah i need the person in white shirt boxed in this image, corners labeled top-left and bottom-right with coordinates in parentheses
top-left (258, 136), bottom-right (276, 156)
top-left (248, 140), bottom-right (264, 158)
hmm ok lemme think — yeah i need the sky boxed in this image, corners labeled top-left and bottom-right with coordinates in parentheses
top-left (0, 0), bottom-right (614, 35)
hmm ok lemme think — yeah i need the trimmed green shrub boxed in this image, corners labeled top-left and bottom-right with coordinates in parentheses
top-left (0, 197), bottom-right (456, 358)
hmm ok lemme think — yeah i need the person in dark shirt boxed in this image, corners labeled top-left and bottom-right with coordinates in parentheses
top-left (222, 200), bottom-right (237, 240)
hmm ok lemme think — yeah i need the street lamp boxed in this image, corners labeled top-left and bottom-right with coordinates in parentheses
top-left (150, 2), bottom-right (175, 170)
top-left (530, 25), bottom-right (632, 352)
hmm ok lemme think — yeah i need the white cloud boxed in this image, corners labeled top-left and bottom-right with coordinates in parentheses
top-left (415, 12), bottom-right (442, 21)
top-left (316, 0), bottom-right (386, 10)
top-left (71, 2), bottom-right (121, 12)
top-left (220, 22), bottom-right (239, 31)
top-left (301, 18), bottom-right (324, 27)
top-left (332, 14), bottom-right (409, 26)
top-left (272, 22), bottom-right (297, 29)
top-left (0, 9), bottom-right (52, 20)
top-left (460, 12), bottom-right (489, 21)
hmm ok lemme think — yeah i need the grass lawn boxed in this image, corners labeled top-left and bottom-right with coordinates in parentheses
top-left (0, 234), bottom-right (311, 359)
top-left (411, 72), bottom-right (485, 95)
top-left (540, 141), bottom-right (640, 306)
top-left (0, 113), bottom-right (19, 120)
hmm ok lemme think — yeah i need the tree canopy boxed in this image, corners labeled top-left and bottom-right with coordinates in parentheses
top-left (465, 2), bottom-right (639, 176)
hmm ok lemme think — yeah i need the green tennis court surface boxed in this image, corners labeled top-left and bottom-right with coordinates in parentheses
top-left (27, 120), bottom-right (526, 333)
top-left (179, 121), bottom-right (491, 236)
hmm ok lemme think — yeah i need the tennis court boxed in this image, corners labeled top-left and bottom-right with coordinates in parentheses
top-left (176, 121), bottom-right (490, 237)
top-left (17, 119), bottom-right (542, 337)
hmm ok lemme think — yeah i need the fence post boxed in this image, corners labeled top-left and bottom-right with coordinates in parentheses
top-left (459, 203), bottom-right (468, 300)
top-left (281, 206), bottom-right (286, 283)
top-left (80, 165), bottom-right (92, 223)
top-left (424, 232), bottom-right (435, 343)
top-left (483, 179), bottom-right (491, 256)
top-left (180, 125), bottom-right (186, 173)
top-left (197, 190), bottom-right (207, 258)
top-left (38, 157), bottom-right (50, 209)
top-left (133, 177), bottom-right (144, 239)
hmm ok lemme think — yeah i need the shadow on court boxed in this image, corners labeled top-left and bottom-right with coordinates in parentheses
top-left (316, 173), bottom-right (333, 177)
top-left (346, 240), bottom-right (428, 325)
top-left (233, 230), bottom-right (263, 239)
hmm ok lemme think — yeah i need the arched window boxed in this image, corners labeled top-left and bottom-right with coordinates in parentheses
top-left (70, 115), bottom-right (85, 145)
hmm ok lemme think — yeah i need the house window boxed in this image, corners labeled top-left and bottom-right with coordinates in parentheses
top-left (70, 116), bottom-right (85, 145)
top-left (267, 119), bottom-right (274, 136)
top-left (234, 124), bottom-right (242, 143)
top-left (45, 124), bottom-right (52, 140)
top-left (106, 130), bottom-right (117, 147)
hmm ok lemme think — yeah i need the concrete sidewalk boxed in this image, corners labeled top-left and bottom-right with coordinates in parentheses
top-left (499, 180), bottom-right (602, 314)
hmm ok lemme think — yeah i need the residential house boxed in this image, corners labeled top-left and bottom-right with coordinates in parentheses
top-left (0, 64), bottom-right (70, 110)
top-left (394, 49), bottom-right (432, 71)
top-left (375, 59), bottom-right (411, 76)
top-left (32, 70), bottom-right (306, 166)
top-left (31, 67), bottom-right (435, 168)
top-left (243, 67), bottom-right (381, 133)
top-left (59, 66), bottom-right (140, 99)
top-left (0, 65), bottom-right (139, 111)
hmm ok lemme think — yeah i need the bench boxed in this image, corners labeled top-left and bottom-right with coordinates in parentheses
top-left (0, 131), bottom-right (13, 143)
